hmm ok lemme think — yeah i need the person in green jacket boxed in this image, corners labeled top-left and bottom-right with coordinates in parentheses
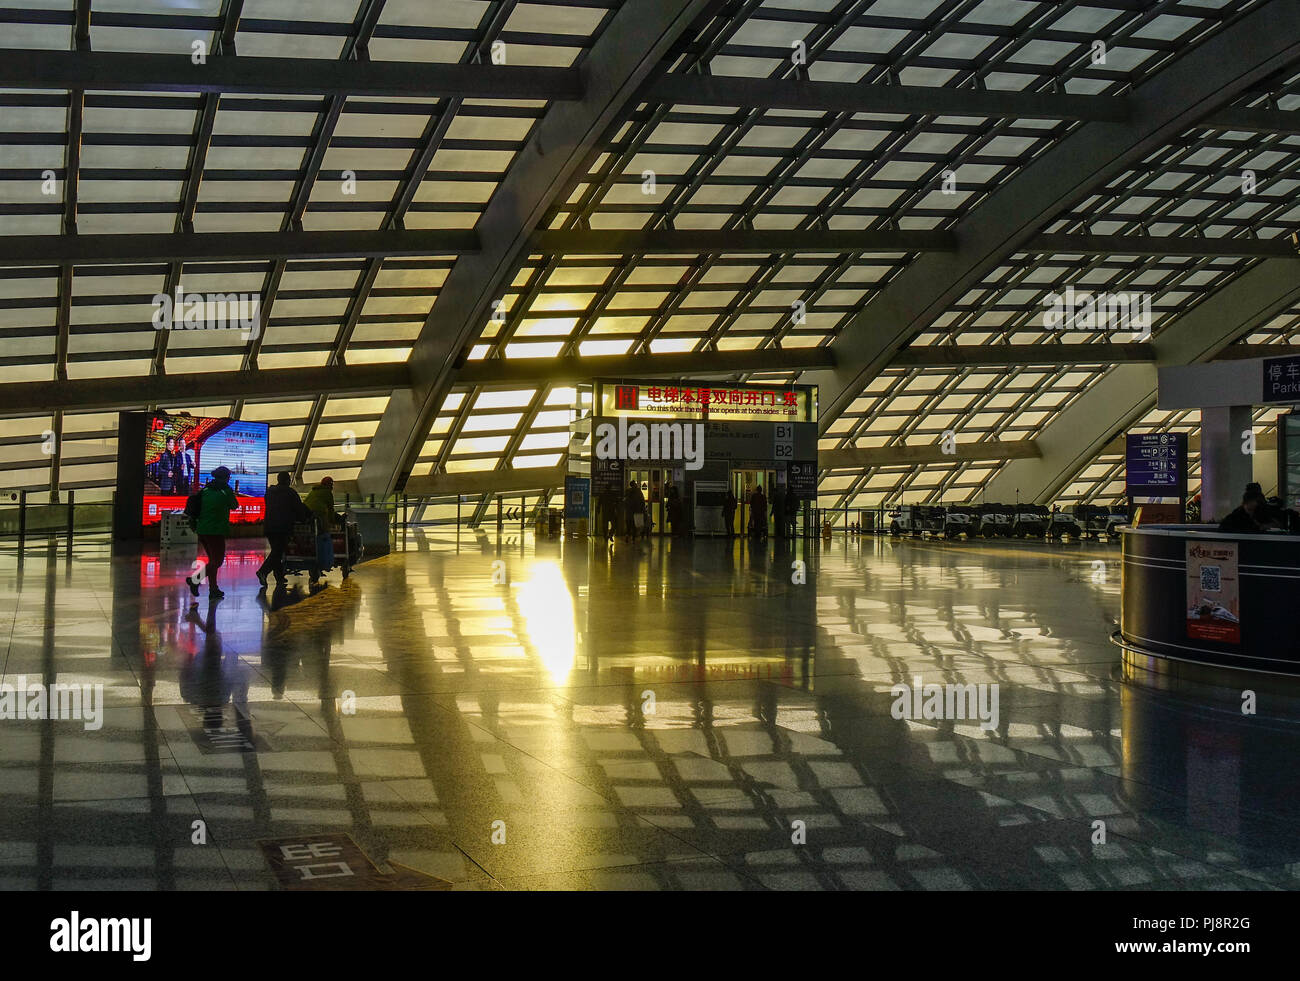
top-left (186, 465), bottom-right (240, 600)
top-left (302, 476), bottom-right (337, 584)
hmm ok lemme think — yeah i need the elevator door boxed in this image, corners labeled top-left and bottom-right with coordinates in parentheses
top-left (627, 468), bottom-right (664, 535)
top-left (732, 469), bottom-right (776, 536)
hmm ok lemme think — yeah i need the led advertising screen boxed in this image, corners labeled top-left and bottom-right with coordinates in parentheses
top-left (140, 412), bottom-right (269, 526)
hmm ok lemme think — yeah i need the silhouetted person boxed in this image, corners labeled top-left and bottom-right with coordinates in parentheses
top-left (258, 472), bottom-right (310, 588)
top-left (667, 484), bottom-right (683, 538)
top-left (624, 480), bottom-right (646, 542)
top-left (304, 475), bottom-right (338, 584)
top-left (1267, 496), bottom-right (1300, 533)
top-left (186, 465), bottom-right (239, 601)
top-left (599, 483), bottom-right (620, 542)
top-left (1219, 491), bottom-right (1273, 534)
top-left (723, 487), bottom-right (737, 539)
top-left (750, 485), bottom-right (767, 541)
top-left (771, 484), bottom-right (786, 539)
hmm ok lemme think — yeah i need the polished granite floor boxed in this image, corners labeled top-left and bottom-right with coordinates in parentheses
top-left (1, 528), bottom-right (1298, 891)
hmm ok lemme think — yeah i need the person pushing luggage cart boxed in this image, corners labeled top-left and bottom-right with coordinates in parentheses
top-left (303, 476), bottom-right (342, 585)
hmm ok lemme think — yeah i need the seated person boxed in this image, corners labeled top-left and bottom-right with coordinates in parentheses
top-left (1218, 491), bottom-right (1274, 533)
top-left (1267, 496), bottom-right (1300, 534)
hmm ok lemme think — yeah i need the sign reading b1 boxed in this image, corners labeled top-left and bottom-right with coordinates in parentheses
top-left (1125, 432), bottom-right (1187, 499)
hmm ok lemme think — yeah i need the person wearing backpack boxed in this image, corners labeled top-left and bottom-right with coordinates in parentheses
top-left (185, 465), bottom-right (239, 600)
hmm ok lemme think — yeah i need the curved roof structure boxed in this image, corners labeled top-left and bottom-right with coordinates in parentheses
top-left (3, 0), bottom-right (1300, 515)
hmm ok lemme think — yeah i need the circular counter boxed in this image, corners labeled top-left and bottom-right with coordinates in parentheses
top-left (1120, 524), bottom-right (1300, 676)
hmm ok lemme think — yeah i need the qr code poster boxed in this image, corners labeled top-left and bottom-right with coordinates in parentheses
top-left (1186, 541), bottom-right (1240, 643)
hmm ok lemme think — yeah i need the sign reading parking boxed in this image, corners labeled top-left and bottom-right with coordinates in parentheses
top-left (1262, 354), bottom-right (1300, 403)
top-left (1125, 432), bottom-right (1188, 498)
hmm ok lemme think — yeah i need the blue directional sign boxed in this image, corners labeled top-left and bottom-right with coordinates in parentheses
top-left (1125, 432), bottom-right (1188, 498)
top-left (1262, 354), bottom-right (1300, 404)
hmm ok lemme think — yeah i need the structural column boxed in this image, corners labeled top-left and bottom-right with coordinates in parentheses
top-left (1199, 405), bottom-right (1252, 522)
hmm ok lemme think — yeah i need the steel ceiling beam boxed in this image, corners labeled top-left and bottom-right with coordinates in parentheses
top-left (820, 440), bottom-right (1040, 470)
top-left (153, 0), bottom-right (244, 377)
top-left (641, 75), bottom-right (1298, 132)
top-left (331, 464), bottom-right (567, 499)
top-left (1201, 106), bottom-right (1300, 134)
top-left (1028, 233), bottom-right (1300, 258)
top-left (890, 342), bottom-right (1155, 368)
top-left (528, 228), bottom-right (956, 254)
top-left (0, 48), bottom-right (582, 100)
top-left (0, 363), bottom-right (410, 416)
top-left (455, 345), bottom-right (835, 385)
top-left (644, 73), bottom-right (1132, 121)
top-left (0, 228), bottom-right (478, 266)
top-left (292, 0), bottom-right (514, 480)
top-left (358, 0), bottom-right (717, 497)
top-left (801, 0), bottom-right (1300, 435)
top-left (51, 0), bottom-right (93, 500)
top-left (11, 227), bottom-right (1298, 268)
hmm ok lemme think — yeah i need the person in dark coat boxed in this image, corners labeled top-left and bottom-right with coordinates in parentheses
top-left (156, 436), bottom-right (180, 493)
top-left (624, 480), bottom-right (646, 542)
top-left (258, 472), bottom-right (311, 588)
top-left (771, 484), bottom-right (786, 539)
top-left (750, 485), bottom-right (768, 541)
top-left (599, 483), bottom-right (621, 541)
top-left (1218, 491), bottom-right (1272, 534)
top-left (723, 487), bottom-right (737, 538)
top-left (666, 484), bottom-right (683, 537)
top-left (722, 488), bottom-right (743, 540)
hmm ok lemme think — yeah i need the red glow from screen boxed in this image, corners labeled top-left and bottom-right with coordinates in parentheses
top-left (141, 495), bottom-right (265, 527)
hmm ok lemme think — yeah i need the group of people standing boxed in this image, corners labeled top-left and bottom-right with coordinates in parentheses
top-left (594, 477), bottom-right (800, 543)
top-left (722, 483), bottom-right (798, 540)
top-left (152, 435), bottom-right (197, 494)
top-left (596, 480), bottom-right (651, 542)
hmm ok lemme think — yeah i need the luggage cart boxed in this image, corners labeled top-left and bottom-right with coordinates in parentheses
top-left (282, 516), bottom-right (363, 581)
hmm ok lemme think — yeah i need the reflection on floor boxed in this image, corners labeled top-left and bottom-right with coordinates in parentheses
top-left (1, 529), bottom-right (1297, 891)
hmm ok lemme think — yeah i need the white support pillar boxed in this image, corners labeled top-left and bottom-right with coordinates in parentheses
top-left (1200, 405), bottom-right (1252, 522)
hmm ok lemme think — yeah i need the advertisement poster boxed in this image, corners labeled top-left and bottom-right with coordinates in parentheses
top-left (142, 412), bottom-right (270, 526)
top-left (1186, 540), bottom-right (1240, 643)
top-left (564, 475), bottom-right (590, 519)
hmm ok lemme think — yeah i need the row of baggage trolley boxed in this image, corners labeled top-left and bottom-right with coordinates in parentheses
top-left (886, 503), bottom-right (1128, 541)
